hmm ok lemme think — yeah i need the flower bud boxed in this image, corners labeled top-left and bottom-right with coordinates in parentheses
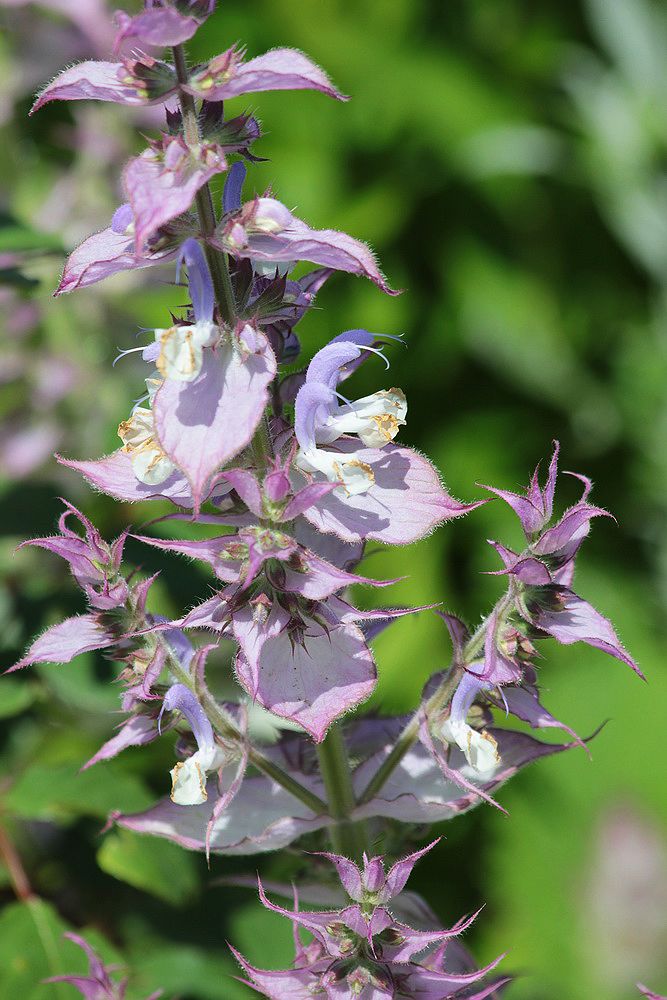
top-left (251, 197), bottom-right (293, 233)
top-left (117, 55), bottom-right (177, 102)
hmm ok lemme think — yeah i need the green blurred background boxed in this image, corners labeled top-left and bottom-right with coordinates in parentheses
top-left (1, 0), bottom-right (666, 997)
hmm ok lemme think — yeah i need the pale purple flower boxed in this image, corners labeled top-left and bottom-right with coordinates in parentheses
top-left (31, 56), bottom-right (178, 113)
top-left (57, 449), bottom-right (201, 505)
top-left (213, 196), bottom-right (398, 294)
top-left (55, 209), bottom-right (186, 295)
top-left (123, 136), bottom-right (227, 253)
top-left (116, 715), bottom-right (571, 855)
top-left (8, 614), bottom-right (121, 673)
top-left (318, 840), bottom-right (440, 906)
top-left (159, 683), bottom-right (223, 805)
top-left (152, 238), bottom-right (218, 382)
top-left (132, 520), bottom-right (397, 597)
top-left (182, 45), bottom-right (347, 102)
top-left (82, 713), bottom-right (159, 771)
top-left (31, 44), bottom-right (344, 114)
top-left (293, 332), bottom-right (407, 495)
top-left (151, 326), bottom-right (277, 509)
top-left (222, 160), bottom-right (247, 215)
top-left (18, 500), bottom-right (128, 609)
top-left (114, 1), bottom-right (213, 52)
top-left (229, 842), bottom-right (508, 999)
top-left (483, 443), bottom-right (642, 678)
top-left (296, 439), bottom-right (484, 546)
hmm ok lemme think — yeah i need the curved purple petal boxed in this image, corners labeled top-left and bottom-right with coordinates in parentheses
top-left (533, 502), bottom-right (612, 562)
top-left (31, 61), bottom-right (168, 113)
top-left (352, 727), bottom-right (572, 825)
top-left (114, 8), bottom-right (205, 49)
top-left (219, 468), bottom-right (263, 517)
top-left (153, 336), bottom-right (276, 510)
top-left (235, 618), bottom-right (376, 742)
top-left (222, 161), bottom-right (247, 215)
top-left (178, 238), bottom-right (214, 325)
top-left (82, 713), bottom-right (158, 770)
top-left (184, 46), bottom-right (348, 102)
top-left (123, 140), bottom-right (227, 253)
top-left (214, 210), bottom-right (398, 294)
top-left (56, 223), bottom-right (179, 295)
top-left (9, 614), bottom-right (115, 672)
top-left (533, 591), bottom-right (644, 678)
top-left (116, 766), bottom-right (330, 855)
top-left (162, 681), bottom-right (211, 738)
top-left (501, 686), bottom-right (585, 750)
top-left (57, 450), bottom-right (197, 506)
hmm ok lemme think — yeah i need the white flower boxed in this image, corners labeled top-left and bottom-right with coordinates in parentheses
top-left (170, 745), bottom-right (226, 806)
top-left (296, 447), bottom-right (375, 496)
top-left (155, 320), bottom-right (218, 382)
top-left (440, 717), bottom-right (500, 776)
top-left (317, 388), bottom-right (407, 448)
top-left (117, 406), bottom-right (174, 485)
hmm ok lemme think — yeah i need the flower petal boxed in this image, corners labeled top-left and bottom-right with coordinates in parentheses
top-left (153, 336), bottom-right (276, 510)
top-left (116, 765), bottom-right (329, 855)
top-left (9, 615), bottom-right (115, 672)
top-left (301, 442), bottom-right (483, 544)
top-left (55, 222), bottom-right (179, 295)
top-left (124, 139), bottom-right (227, 253)
top-left (214, 206), bottom-right (397, 294)
top-left (352, 722), bottom-right (571, 824)
top-left (31, 61), bottom-right (166, 113)
top-left (57, 449), bottom-right (198, 506)
top-left (235, 617), bottom-right (376, 742)
top-left (82, 714), bottom-right (158, 770)
top-left (115, 8), bottom-right (205, 49)
top-left (533, 591), bottom-right (644, 678)
top-left (184, 46), bottom-right (347, 102)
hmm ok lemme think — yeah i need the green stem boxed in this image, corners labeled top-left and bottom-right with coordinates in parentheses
top-left (251, 415), bottom-right (274, 470)
top-left (172, 44), bottom-right (236, 326)
top-left (317, 725), bottom-right (369, 859)
top-left (356, 664), bottom-right (463, 806)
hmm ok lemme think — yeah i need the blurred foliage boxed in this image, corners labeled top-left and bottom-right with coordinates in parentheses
top-left (1, 0), bottom-right (667, 998)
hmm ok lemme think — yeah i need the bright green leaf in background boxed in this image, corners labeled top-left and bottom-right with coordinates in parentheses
top-left (97, 829), bottom-right (200, 907)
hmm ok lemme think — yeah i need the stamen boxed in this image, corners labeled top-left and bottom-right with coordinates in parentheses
top-left (333, 389), bottom-right (355, 410)
top-left (356, 343), bottom-right (391, 370)
top-left (131, 393), bottom-right (150, 411)
top-left (112, 345), bottom-right (148, 367)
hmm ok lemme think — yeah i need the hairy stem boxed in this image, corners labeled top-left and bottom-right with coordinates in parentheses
top-left (172, 44), bottom-right (236, 326)
top-left (317, 724), bottom-right (369, 859)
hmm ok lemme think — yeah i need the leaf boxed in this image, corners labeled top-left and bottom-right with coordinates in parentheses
top-left (0, 679), bottom-right (35, 719)
top-left (37, 655), bottom-right (120, 714)
top-left (97, 828), bottom-right (200, 906)
top-left (0, 899), bottom-right (72, 1000)
top-left (230, 901), bottom-right (296, 973)
top-left (4, 761), bottom-right (152, 822)
top-left (0, 211), bottom-right (64, 255)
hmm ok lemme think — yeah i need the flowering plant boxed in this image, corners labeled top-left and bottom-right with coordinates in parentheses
top-left (8, 1), bottom-right (650, 996)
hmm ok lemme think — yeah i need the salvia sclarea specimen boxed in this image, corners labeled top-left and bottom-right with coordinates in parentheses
top-left (14, 1), bottom-right (648, 996)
